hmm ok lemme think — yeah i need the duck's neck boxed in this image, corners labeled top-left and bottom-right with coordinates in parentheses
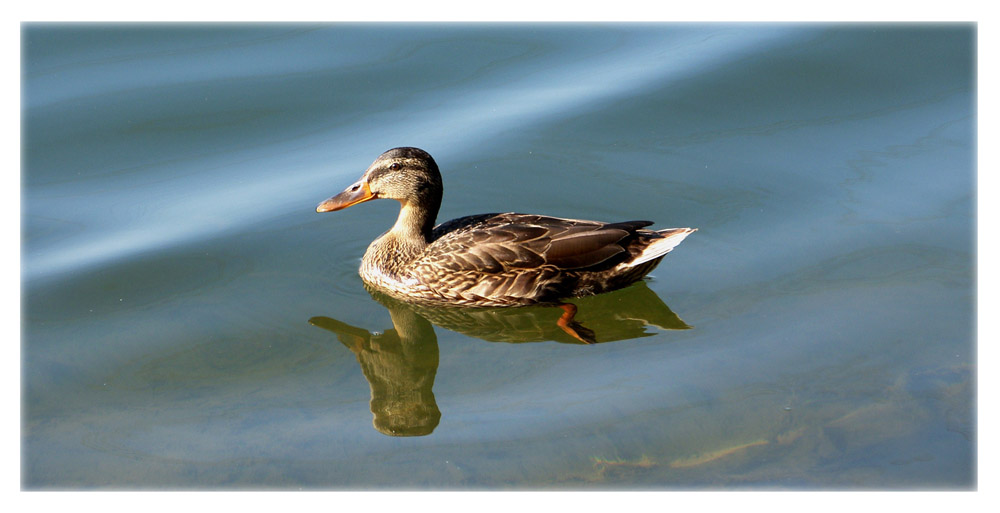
top-left (390, 199), bottom-right (438, 245)
top-left (362, 199), bottom-right (438, 278)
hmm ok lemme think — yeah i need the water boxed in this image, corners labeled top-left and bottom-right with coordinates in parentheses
top-left (21, 23), bottom-right (975, 489)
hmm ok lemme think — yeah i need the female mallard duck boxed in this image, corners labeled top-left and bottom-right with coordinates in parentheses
top-left (317, 147), bottom-right (695, 308)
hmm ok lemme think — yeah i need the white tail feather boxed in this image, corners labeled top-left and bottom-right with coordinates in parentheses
top-left (625, 228), bottom-right (697, 267)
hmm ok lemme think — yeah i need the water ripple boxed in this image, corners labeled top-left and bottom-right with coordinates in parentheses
top-left (22, 25), bottom-right (807, 283)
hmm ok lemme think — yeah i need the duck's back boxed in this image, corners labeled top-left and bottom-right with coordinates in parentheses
top-left (381, 213), bottom-right (692, 306)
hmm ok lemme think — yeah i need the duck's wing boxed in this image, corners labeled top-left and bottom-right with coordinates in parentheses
top-left (423, 213), bottom-right (653, 273)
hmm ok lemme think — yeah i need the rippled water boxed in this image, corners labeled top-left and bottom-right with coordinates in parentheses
top-left (22, 23), bottom-right (974, 489)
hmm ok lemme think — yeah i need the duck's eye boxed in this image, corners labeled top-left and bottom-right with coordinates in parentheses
top-left (389, 162), bottom-right (402, 171)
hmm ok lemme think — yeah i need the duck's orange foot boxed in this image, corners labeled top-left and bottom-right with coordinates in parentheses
top-left (557, 303), bottom-right (597, 344)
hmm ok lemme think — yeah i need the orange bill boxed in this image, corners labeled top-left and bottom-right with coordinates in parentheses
top-left (316, 181), bottom-right (375, 212)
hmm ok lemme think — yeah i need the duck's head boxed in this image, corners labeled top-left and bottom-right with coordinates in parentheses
top-left (316, 147), bottom-right (443, 213)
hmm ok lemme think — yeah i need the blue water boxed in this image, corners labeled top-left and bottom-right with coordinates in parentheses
top-left (22, 24), bottom-right (974, 488)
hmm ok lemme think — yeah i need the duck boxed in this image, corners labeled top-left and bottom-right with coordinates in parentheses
top-left (316, 147), bottom-right (696, 309)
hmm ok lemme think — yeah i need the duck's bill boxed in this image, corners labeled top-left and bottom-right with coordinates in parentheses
top-left (316, 181), bottom-right (375, 212)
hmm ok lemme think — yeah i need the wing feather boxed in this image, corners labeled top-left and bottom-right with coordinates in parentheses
top-left (418, 213), bottom-right (654, 274)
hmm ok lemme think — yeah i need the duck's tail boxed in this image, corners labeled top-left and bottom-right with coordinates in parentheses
top-left (625, 227), bottom-right (697, 267)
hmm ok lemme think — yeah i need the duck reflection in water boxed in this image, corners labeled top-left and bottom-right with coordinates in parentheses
top-left (309, 281), bottom-right (690, 437)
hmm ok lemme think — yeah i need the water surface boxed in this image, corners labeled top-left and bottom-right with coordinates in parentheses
top-left (22, 23), bottom-right (975, 489)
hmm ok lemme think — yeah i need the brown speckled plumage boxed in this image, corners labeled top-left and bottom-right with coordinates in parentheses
top-left (317, 147), bottom-right (695, 307)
